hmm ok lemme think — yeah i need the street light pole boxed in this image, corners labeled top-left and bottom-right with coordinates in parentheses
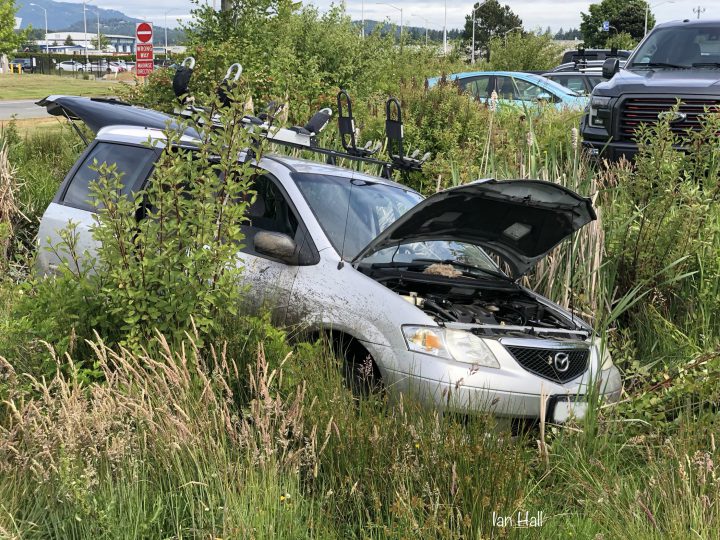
top-left (164, 9), bottom-right (176, 57)
top-left (413, 14), bottom-right (431, 46)
top-left (96, 10), bottom-right (100, 53)
top-left (443, 0), bottom-right (447, 54)
top-left (471, 1), bottom-right (491, 65)
top-left (503, 25), bottom-right (522, 45)
top-left (376, 3), bottom-right (403, 48)
top-left (83, 0), bottom-right (89, 65)
top-left (645, 1), bottom-right (674, 36)
top-left (30, 4), bottom-right (48, 53)
top-left (361, 0), bottom-right (365, 38)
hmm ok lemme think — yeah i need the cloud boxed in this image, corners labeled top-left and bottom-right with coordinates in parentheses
top-left (63, 0), bottom-right (718, 31)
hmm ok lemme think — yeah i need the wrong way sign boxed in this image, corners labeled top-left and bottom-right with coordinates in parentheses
top-left (135, 22), bottom-right (154, 77)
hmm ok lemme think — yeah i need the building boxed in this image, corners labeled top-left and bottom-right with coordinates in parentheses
top-left (35, 32), bottom-right (136, 54)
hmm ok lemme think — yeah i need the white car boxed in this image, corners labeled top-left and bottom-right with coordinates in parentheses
top-left (56, 60), bottom-right (91, 72)
top-left (35, 95), bottom-right (622, 423)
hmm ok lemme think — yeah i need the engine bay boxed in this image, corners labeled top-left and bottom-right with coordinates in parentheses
top-left (367, 268), bottom-right (588, 339)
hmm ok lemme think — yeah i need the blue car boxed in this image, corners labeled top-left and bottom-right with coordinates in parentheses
top-left (427, 71), bottom-right (589, 111)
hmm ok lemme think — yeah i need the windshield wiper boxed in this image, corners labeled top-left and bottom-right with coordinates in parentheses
top-left (632, 62), bottom-right (689, 69)
top-left (692, 62), bottom-right (720, 68)
top-left (410, 258), bottom-right (513, 282)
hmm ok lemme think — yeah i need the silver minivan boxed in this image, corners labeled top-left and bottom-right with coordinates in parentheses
top-left (36, 96), bottom-right (622, 423)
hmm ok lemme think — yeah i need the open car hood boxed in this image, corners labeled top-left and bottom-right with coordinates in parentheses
top-left (352, 179), bottom-right (596, 278)
top-left (37, 95), bottom-right (199, 137)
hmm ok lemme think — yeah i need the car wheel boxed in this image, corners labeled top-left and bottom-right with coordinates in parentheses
top-left (77, 68), bottom-right (83, 73)
top-left (328, 334), bottom-right (383, 398)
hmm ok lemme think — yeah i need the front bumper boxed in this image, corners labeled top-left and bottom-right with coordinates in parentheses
top-left (387, 365), bottom-right (621, 420)
top-left (582, 139), bottom-right (638, 163)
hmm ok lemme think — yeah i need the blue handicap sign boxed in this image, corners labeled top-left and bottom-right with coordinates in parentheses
top-left (602, 20), bottom-right (610, 32)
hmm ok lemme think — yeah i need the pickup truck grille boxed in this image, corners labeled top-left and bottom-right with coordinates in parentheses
top-left (505, 346), bottom-right (589, 384)
top-left (619, 97), bottom-right (720, 142)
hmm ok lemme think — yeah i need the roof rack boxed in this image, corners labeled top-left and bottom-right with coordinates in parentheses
top-left (171, 59), bottom-right (430, 179)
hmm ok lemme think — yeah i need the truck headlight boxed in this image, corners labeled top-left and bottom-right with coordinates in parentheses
top-left (589, 95), bottom-right (611, 128)
top-left (402, 326), bottom-right (500, 369)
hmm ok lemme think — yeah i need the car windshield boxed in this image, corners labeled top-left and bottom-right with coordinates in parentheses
top-left (293, 172), bottom-right (422, 260)
top-left (630, 25), bottom-right (720, 69)
top-left (292, 172), bottom-right (506, 277)
top-left (361, 242), bottom-right (505, 279)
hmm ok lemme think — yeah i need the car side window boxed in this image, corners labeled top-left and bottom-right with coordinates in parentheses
top-left (461, 76), bottom-right (491, 99)
top-left (62, 142), bottom-right (157, 211)
top-left (242, 174), bottom-right (318, 265)
top-left (563, 76), bottom-right (588, 94)
top-left (494, 76), bottom-right (519, 100)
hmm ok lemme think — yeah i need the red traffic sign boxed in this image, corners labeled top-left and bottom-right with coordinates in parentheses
top-left (136, 43), bottom-right (153, 60)
top-left (136, 60), bottom-right (154, 77)
top-left (136, 22), bottom-right (153, 44)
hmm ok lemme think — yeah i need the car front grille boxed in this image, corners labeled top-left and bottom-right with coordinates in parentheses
top-left (619, 97), bottom-right (720, 142)
top-left (505, 346), bottom-right (589, 384)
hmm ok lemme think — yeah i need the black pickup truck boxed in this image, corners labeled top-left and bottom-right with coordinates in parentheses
top-left (581, 19), bottom-right (720, 162)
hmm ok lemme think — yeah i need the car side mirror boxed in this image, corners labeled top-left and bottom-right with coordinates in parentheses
top-left (254, 231), bottom-right (298, 264)
top-left (536, 93), bottom-right (552, 102)
top-left (602, 58), bottom-right (620, 79)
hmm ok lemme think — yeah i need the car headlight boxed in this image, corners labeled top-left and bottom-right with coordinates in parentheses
top-left (589, 95), bottom-right (612, 128)
top-left (402, 326), bottom-right (500, 369)
top-left (599, 343), bottom-right (614, 371)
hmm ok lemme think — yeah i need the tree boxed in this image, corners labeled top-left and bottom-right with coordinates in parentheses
top-left (91, 34), bottom-right (110, 51)
top-left (489, 30), bottom-right (563, 71)
top-left (64, 35), bottom-right (74, 46)
top-left (0, 0), bottom-right (28, 56)
top-left (580, 0), bottom-right (653, 48)
top-left (463, 0), bottom-right (522, 59)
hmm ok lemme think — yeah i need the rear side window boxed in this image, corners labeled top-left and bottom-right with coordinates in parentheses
top-left (62, 142), bottom-right (157, 211)
top-left (460, 76), bottom-right (491, 99)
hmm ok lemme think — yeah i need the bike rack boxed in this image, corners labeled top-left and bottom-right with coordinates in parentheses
top-left (172, 56), bottom-right (196, 104)
top-left (169, 62), bottom-right (430, 179)
top-left (337, 89), bottom-right (381, 158)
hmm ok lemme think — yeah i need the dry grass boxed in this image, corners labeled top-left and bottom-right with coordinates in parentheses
top-left (0, 143), bottom-right (22, 265)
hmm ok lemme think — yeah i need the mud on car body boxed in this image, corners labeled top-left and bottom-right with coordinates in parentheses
top-left (36, 95), bottom-right (622, 423)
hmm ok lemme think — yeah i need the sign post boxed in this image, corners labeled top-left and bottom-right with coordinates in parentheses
top-left (135, 22), bottom-right (154, 77)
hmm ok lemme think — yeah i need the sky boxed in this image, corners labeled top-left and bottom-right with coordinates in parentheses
top-left (78, 0), bottom-right (719, 31)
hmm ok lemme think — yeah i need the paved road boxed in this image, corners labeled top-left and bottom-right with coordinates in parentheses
top-left (0, 99), bottom-right (49, 120)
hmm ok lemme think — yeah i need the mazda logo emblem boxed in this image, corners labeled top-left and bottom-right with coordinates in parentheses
top-left (658, 111), bottom-right (687, 124)
top-left (553, 352), bottom-right (570, 372)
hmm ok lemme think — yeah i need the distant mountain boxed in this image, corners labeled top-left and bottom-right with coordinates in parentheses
top-left (357, 20), bottom-right (462, 41)
top-left (16, 0), bottom-right (185, 44)
top-left (16, 0), bottom-right (139, 30)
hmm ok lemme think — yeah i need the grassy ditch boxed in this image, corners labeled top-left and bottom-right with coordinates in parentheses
top-left (0, 89), bottom-right (719, 538)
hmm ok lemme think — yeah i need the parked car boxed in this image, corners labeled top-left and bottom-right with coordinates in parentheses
top-left (581, 19), bottom-right (720, 162)
top-left (56, 60), bottom-right (91, 72)
top-left (10, 58), bottom-right (33, 73)
top-left (542, 71), bottom-right (606, 95)
top-left (35, 95), bottom-right (622, 423)
top-left (427, 71), bottom-right (589, 111)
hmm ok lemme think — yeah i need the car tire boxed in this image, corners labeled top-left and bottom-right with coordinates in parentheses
top-left (78, 68), bottom-right (83, 73)
top-left (329, 334), bottom-right (383, 398)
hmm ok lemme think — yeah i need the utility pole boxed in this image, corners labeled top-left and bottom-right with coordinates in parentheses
top-left (361, 0), bottom-right (365, 38)
top-left (693, 5), bottom-right (705, 18)
top-left (443, 0), bottom-right (447, 54)
top-left (471, 10), bottom-right (476, 64)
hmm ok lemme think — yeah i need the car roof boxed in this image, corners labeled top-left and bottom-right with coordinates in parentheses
top-left (94, 125), bottom-right (414, 193)
top-left (654, 19), bottom-right (720, 29)
top-left (427, 71), bottom-right (579, 96)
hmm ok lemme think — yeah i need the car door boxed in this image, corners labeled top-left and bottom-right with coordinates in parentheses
top-left (234, 172), bottom-right (318, 324)
top-left (37, 141), bottom-right (157, 276)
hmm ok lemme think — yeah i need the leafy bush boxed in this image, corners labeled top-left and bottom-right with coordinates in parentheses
top-left (488, 31), bottom-right (563, 72)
